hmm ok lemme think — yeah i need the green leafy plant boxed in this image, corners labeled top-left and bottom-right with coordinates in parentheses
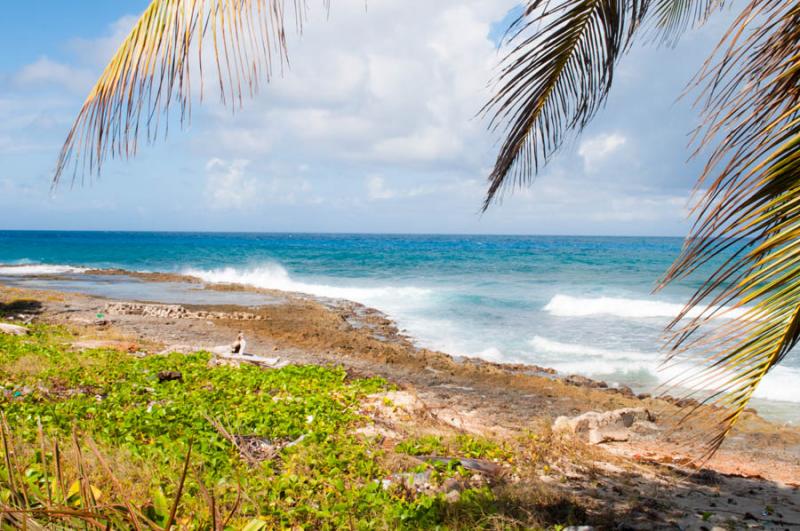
top-left (1, 324), bottom-right (553, 528)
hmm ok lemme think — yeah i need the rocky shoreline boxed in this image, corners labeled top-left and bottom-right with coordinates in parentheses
top-left (2, 273), bottom-right (800, 528)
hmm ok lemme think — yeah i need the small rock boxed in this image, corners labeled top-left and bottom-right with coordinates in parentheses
top-left (445, 490), bottom-right (461, 502)
top-left (553, 408), bottom-right (656, 444)
top-left (565, 374), bottom-right (607, 389)
top-left (614, 384), bottom-right (635, 397)
top-left (157, 370), bottom-right (183, 383)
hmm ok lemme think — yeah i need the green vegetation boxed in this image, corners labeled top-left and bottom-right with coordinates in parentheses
top-left (395, 435), bottom-right (512, 462)
top-left (0, 324), bottom-right (570, 529)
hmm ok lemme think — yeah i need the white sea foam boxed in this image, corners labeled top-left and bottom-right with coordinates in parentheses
top-left (528, 336), bottom-right (656, 361)
top-left (0, 264), bottom-right (88, 275)
top-left (543, 294), bottom-right (748, 320)
top-left (528, 335), bottom-right (800, 403)
top-left (183, 263), bottom-right (432, 308)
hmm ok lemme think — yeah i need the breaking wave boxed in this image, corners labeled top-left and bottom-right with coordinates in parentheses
top-left (0, 264), bottom-right (88, 275)
top-left (183, 263), bottom-right (432, 308)
top-left (543, 294), bottom-right (748, 320)
top-left (528, 335), bottom-right (800, 403)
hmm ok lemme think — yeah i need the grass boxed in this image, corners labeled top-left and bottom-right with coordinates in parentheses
top-left (0, 323), bottom-right (582, 529)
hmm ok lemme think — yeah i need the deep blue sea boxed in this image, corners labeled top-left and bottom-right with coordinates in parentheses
top-left (1, 231), bottom-right (797, 416)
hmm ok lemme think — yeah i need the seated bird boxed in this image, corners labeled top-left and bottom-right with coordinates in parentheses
top-left (231, 331), bottom-right (246, 355)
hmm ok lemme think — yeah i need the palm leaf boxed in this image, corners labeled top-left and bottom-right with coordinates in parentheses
top-left (648, 0), bottom-right (725, 44)
top-left (53, 0), bottom-right (323, 186)
top-left (481, 0), bottom-right (653, 210)
top-left (481, 0), bottom-right (731, 209)
top-left (660, 0), bottom-right (800, 456)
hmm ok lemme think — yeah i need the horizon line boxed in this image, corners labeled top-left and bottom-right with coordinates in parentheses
top-left (0, 228), bottom-right (687, 239)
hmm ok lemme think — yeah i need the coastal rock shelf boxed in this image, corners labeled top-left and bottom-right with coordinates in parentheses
top-left (104, 302), bottom-right (266, 321)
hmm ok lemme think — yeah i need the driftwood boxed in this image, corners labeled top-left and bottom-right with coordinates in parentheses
top-left (0, 323), bottom-right (28, 336)
top-left (216, 352), bottom-right (281, 366)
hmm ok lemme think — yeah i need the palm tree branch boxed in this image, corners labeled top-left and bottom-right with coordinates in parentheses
top-left (53, 0), bottom-right (319, 186)
top-left (481, 0), bottom-right (651, 210)
top-left (660, 0), bottom-right (800, 454)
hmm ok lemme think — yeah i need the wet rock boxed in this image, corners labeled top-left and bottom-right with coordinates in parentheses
top-left (157, 370), bottom-right (183, 383)
top-left (0, 323), bottom-right (28, 336)
top-left (553, 408), bottom-right (657, 444)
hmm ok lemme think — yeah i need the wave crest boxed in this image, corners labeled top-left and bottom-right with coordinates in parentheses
top-left (543, 294), bottom-right (747, 319)
top-left (0, 264), bottom-right (88, 275)
top-left (183, 263), bottom-right (432, 306)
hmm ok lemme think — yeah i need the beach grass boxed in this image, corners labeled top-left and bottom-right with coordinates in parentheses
top-left (0, 323), bottom-right (571, 529)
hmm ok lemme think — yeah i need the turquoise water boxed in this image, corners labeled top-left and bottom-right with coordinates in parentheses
top-left (1, 231), bottom-right (797, 413)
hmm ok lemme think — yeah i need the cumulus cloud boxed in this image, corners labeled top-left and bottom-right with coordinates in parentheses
top-left (578, 133), bottom-right (628, 170)
top-left (196, 0), bottom-right (519, 171)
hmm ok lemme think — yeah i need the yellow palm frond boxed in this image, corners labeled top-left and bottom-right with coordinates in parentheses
top-left (53, 0), bottom-right (326, 185)
top-left (660, 0), bottom-right (800, 456)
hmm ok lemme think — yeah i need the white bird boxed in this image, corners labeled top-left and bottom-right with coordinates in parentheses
top-left (231, 331), bottom-right (247, 355)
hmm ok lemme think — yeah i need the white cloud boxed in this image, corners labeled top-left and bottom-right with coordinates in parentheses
top-left (196, 0), bottom-right (519, 171)
top-left (578, 133), bottom-right (627, 170)
top-left (365, 174), bottom-right (474, 202)
top-left (205, 158), bottom-right (258, 209)
top-left (204, 158), bottom-right (324, 209)
top-left (14, 57), bottom-right (94, 93)
top-left (366, 175), bottom-right (396, 200)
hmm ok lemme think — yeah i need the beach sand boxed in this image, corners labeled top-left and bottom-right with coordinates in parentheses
top-left (1, 275), bottom-right (799, 528)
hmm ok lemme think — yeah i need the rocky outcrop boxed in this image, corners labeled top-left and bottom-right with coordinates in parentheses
top-left (553, 408), bottom-right (657, 444)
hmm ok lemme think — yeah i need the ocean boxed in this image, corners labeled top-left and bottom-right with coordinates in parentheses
top-left (1, 231), bottom-right (797, 418)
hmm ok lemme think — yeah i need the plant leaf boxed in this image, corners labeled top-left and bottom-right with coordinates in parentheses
top-left (53, 0), bottom-right (324, 186)
top-left (660, 0), bottom-right (800, 456)
top-left (481, 0), bottom-right (651, 209)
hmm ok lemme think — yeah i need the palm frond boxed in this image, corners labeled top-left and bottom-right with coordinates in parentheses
top-left (660, 0), bottom-right (800, 456)
top-left (53, 0), bottom-right (325, 186)
top-left (647, 0), bottom-right (725, 45)
top-left (481, 0), bottom-right (651, 210)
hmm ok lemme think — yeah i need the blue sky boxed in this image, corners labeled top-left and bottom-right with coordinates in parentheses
top-left (0, 1), bottom-right (736, 235)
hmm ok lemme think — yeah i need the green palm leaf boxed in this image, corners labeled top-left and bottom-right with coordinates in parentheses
top-left (648, 0), bottom-right (725, 44)
top-left (53, 0), bottom-right (319, 186)
top-left (480, 0), bottom-right (651, 209)
top-left (660, 0), bottom-right (800, 455)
